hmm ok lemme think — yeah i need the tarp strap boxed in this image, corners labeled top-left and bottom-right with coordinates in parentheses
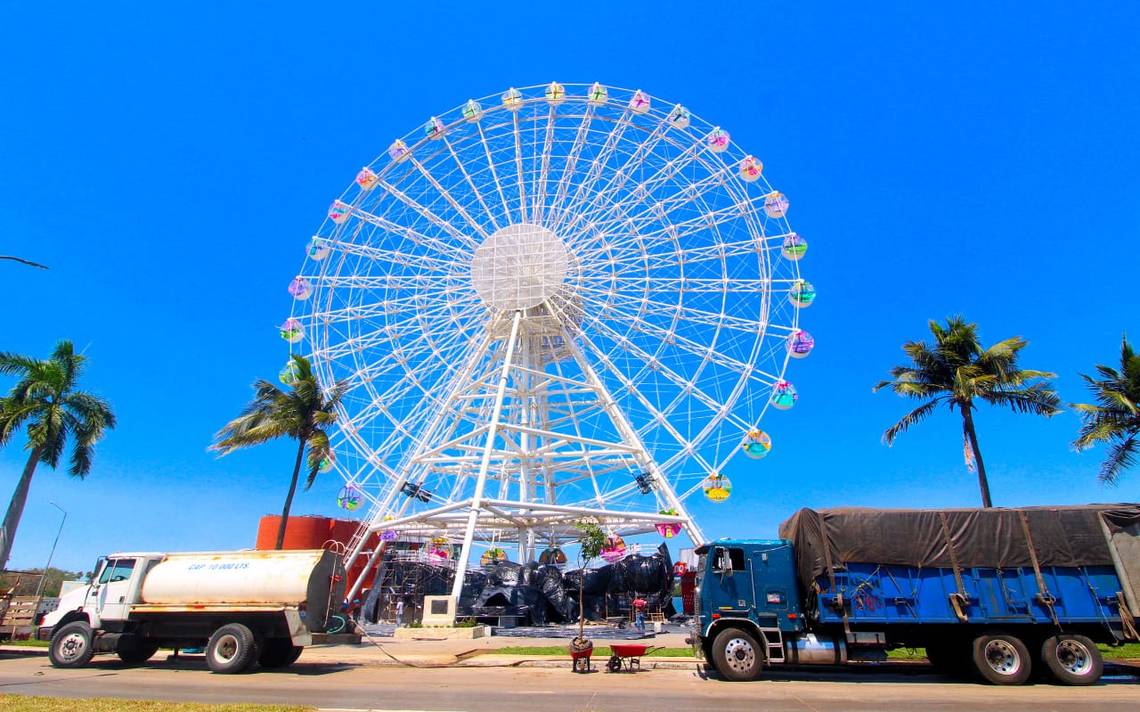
top-left (938, 512), bottom-right (969, 622)
top-left (1018, 511), bottom-right (1060, 628)
top-left (1118, 592), bottom-right (1139, 641)
top-left (816, 517), bottom-right (853, 642)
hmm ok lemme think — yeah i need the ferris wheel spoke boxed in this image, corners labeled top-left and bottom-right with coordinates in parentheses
top-left (568, 136), bottom-right (736, 243)
top-left (313, 236), bottom-right (459, 273)
top-left (584, 305), bottom-right (763, 382)
top-left (550, 110), bottom-right (633, 232)
top-left (579, 313), bottom-right (750, 419)
top-left (575, 163), bottom-right (741, 244)
top-left (576, 284), bottom-right (765, 337)
top-left (376, 178), bottom-right (479, 250)
top-left (544, 105), bottom-right (596, 224)
top-left (531, 104), bottom-right (558, 224)
top-left (512, 111), bottom-right (528, 224)
top-left (407, 156), bottom-right (491, 240)
top-left (547, 299), bottom-right (707, 465)
top-left (348, 206), bottom-right (468, 258)
top-left (472, 122), bottom-right (514, 226)
top-left (442, 135), bottom-right (501, 233)
top-left (557, 119), bottom-right (670, 239)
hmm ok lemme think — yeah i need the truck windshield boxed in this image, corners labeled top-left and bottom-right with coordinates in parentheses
top-left (98, 558), bottom-right (136, 584)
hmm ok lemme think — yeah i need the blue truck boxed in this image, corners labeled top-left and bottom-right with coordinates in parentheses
top-left (690, 505), bottom-right (1139, 685)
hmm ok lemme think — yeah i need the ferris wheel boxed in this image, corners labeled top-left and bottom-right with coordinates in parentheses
top-left (282, 82), bottom-right (815, 597)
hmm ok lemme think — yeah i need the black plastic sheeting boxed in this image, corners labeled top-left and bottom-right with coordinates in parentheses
top-left (361, 543), bottom-right (676, 625)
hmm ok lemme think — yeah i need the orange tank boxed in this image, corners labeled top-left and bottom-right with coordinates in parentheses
top-left (256, 515), bottom-right (331, 550)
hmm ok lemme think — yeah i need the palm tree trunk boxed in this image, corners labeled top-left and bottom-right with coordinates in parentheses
top-left (961, 406), bottom-right (993, 508)
top-left (0, 447), bottom-right (45, 570)
top-left (275, 440), bottom-right (307, 550)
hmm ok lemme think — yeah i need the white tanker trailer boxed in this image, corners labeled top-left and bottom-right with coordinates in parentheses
top-left (39, 549), bottom-right (345, 673)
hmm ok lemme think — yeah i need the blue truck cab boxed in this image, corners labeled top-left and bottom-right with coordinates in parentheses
top-left (693, 539), bottom-right (850, 681)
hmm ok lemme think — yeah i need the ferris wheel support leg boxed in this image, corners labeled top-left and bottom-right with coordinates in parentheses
top-left (448, 310), bottom-right (524, 612)
top-left (345, 539), bottom-right (387, 605)
top-left (560, 327), bottom-right (709, 547)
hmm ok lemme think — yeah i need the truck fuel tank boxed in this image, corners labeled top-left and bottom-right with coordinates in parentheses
top-left (784, 633), bottom-right (847, 665)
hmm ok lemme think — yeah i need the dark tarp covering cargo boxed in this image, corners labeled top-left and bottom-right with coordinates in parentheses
top-left (778, 504), bottom-right (1140, 617)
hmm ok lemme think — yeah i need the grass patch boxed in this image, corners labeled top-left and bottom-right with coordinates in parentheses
top-left (887, 643), bottom-right (1140, 662)
top-left (2, 639), bottom-right (49, 648)
top-left (488, 645), bottom-right (695, 657)
top-left (1100, 642), bottom-right (1140, 660)
top-left (0, 696), bottom-right (310, 712)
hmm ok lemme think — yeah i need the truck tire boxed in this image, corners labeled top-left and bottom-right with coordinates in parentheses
top-left (206, 623), bottom-right (258, 674)
top-left (1041, 634), bottom-right (1102, 685)
top-left (711, 627), bottom-right (763, 681)
top-left (117, 638), bottom-right (160, 665)
top-left (49, 621), bottom-right (96, 669)
top-left (971, 632), bottom-right (1031, 685)
top-left (258, 639), bottom-right (304, 669)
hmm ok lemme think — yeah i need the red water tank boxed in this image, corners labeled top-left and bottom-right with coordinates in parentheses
top-left (255, 515), bottom-right (331, 550)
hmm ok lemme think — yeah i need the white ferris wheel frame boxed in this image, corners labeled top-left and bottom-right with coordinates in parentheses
top-left (285, 83), bottom-right (810, 605)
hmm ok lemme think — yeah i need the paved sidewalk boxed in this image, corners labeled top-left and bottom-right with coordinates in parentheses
top-left (1, 629), bottom-right (699, 670)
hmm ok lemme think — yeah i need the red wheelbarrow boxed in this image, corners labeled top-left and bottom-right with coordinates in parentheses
top-left (606, 643), bottom-right (663, 673)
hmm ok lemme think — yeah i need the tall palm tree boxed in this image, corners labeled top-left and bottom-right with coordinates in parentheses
top-left (212, 355), bottom-right (345, 549)
top-left (873, 317), bottom-right (1061, 508)
top-left (0, 341), bottom-right (115, 570)
top-left (1072, 335), bottom-right (1140, 485)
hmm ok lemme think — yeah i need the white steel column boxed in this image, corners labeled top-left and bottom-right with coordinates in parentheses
top-left (448, 310), bottom-right (524, 605)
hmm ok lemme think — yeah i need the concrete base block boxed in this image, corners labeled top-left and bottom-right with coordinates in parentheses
top-left (393, 625), bottom-right (490, 640)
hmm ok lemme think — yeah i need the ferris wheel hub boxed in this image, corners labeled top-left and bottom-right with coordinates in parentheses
top-left (471, 222), bottom-right (569, 312)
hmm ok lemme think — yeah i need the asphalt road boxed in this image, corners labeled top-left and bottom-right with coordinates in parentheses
top-left (1, 652), bottom-right (1137, 711)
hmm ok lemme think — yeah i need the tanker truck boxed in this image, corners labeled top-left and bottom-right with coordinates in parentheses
top-left (38, 549), bottom-right (345, 673)
top-left (690, 505), bottom-right (1140, 685)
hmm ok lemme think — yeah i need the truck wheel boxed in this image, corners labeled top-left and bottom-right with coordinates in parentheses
top-left (206, 623), bottom-right (258, 674)
top-left (971, 632), bottom-right (1031, 685)
top-left (711, 627), bottom-right (763, 681)
top-left (258, 639), bottom-right (304, 669)
top-left (49, 621), bottom-right (95, 668)
top-left (1041, 634), bottom-right (1102, 685)
top-left (117, 639), bottom-right (160, 665)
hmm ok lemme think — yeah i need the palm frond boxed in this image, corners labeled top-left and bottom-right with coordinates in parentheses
top-left (303, 429), bottom-right (332, 490)
top-left (1098, 435), bottom-right (1138, 486)
top-left (882, 398), bottom-right (943, 445)
top-left (984, 384), bottom-right (1062, 416)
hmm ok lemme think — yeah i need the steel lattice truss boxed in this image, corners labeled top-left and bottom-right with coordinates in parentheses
top-left (284, 83), bottom-right (814, 599)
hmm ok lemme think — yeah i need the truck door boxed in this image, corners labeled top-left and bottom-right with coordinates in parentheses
top-left (93, 557), bottom-right (138, 623)
top-left (710, 546), bottom-right (753, 613)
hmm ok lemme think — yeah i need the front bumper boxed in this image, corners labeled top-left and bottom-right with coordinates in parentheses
top-left (36, 626), bottom-right (54, 641)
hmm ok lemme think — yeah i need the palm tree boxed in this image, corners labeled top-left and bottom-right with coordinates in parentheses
top-left (1072, 335), bottom-right (1140, 485)
top-left (0, 341), bottom-right (115, 570)
top-left (212, 355), bottom-right (345, 549)
top-left (873, 317), bottom-right (1061, 508)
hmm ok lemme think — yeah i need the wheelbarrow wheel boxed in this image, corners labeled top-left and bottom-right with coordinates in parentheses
top-left (607, 655), bottom-right (622, 673)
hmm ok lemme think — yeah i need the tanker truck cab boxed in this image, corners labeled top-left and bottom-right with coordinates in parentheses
top-left (42, 553), bottom-right (163, 634)
top-left (693, 539), bottom-right (806, 680)
top-left (41, 549), bottom-right (344, 674)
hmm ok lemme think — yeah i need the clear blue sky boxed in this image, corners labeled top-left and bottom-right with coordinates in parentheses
top-left (2, 3), bottom-right (1138, 573)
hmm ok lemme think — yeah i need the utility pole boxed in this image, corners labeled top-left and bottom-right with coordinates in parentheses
top-left (32, 503), bottom-right (67, 601)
